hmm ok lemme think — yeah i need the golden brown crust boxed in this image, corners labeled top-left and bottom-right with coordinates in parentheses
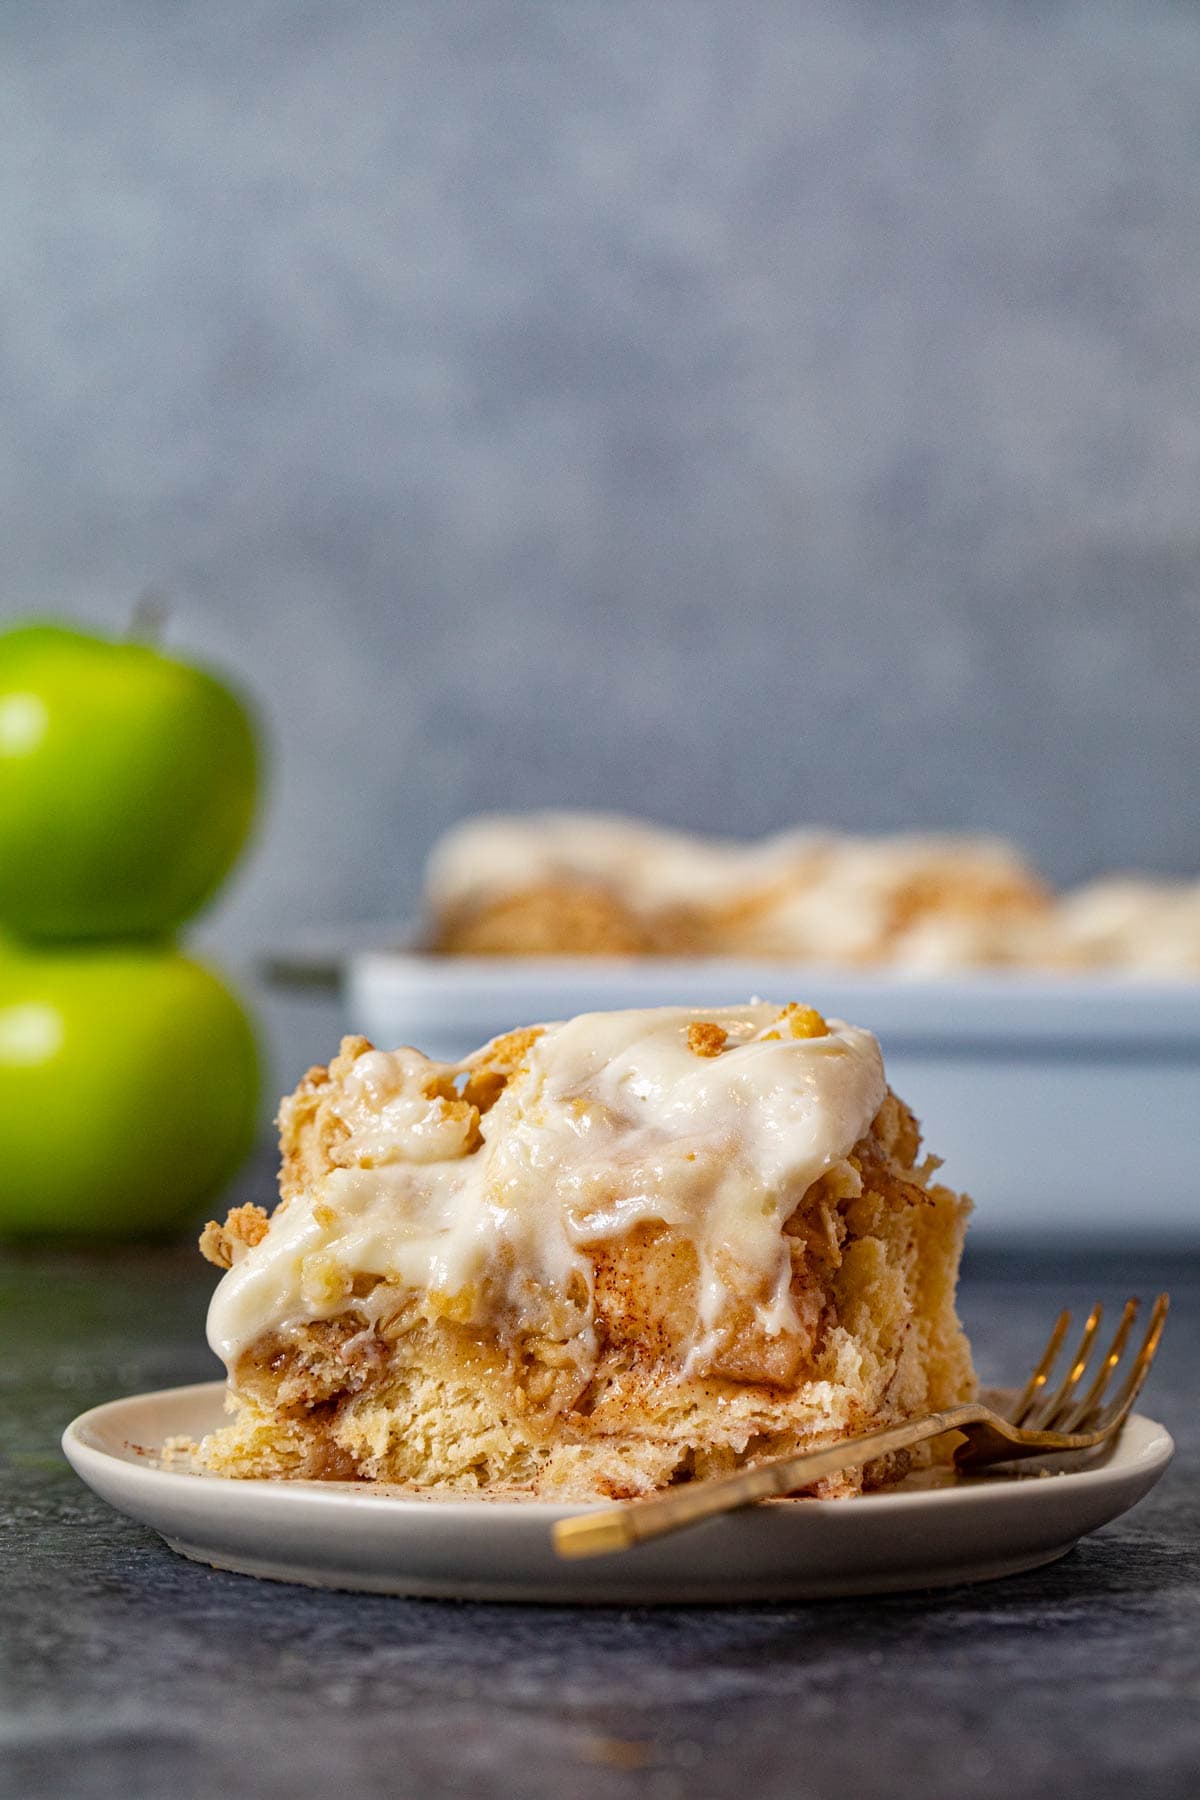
top-left (277, 1035), bottom-right (373, 1204)
top-left (434, 883), bottom-right (657, 955)
top-left (686, 1020), bottom-right (727, 1057)
top-left (457, 1026), bottom-right (544, 1112)
top-left (779, 1002), bottom-right (829, 1039)
top-left (884, 863), bottom-right (1052, 940)
top-left (866, 1088), bottom-right (923, 1170)
top-left (433, 880), bottom-right (717, 958)
top-left (199, 1203), bottom-right (271, 1269)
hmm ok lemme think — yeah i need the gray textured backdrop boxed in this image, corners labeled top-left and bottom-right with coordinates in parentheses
top-left (3, 0), bottom-right (1199, 987)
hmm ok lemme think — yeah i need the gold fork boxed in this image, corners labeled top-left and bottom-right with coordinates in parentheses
top-left (553, 1292), bottom-right (1169, 1560)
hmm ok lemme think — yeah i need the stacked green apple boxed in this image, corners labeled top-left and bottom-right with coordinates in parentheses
top-left (0, 624), bottom-right (262, 1236)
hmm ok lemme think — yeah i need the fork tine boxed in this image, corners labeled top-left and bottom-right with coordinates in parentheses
top-left (1093, 1293), bottom-right (1170, 1433)
top-left (1009, 1309), bottom-right (1071, 1426)
top-left (1026, 1302), bottom-right (1104, 1431)
top-left (1058, 1296), bottom-right (1140, 1432)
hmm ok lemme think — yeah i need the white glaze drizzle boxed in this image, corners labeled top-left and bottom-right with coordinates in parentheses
top-left (206, 1003), bottom-right (886, 1375)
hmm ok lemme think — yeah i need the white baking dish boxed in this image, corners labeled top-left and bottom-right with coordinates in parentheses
top-left (327, 935), bottom-right (1200, 1243)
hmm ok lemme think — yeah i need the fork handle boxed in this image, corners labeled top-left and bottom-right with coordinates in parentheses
top-left (553, 1404), bottom-right (986, 1559)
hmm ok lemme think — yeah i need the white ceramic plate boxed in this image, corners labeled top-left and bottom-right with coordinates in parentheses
top-left (63, 1383), bottom-right (1173, 1605)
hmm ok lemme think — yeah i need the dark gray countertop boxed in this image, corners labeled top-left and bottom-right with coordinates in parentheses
top-left (2, 1218), bottom-right (1197, 1800)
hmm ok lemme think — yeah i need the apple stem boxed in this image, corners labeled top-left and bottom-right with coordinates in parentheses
top-left (129, 589), bottom-right (169, 644)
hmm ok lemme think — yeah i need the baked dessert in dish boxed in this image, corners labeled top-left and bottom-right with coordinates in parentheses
top-left (1053, 878), bottom-right (1200, 975)
top-left (424, 811), bottom-right (1200, 972)
top-left (426, 812), bottom-right (1051, 966)
top-left (198, 1001), bottom-right (975, 1499)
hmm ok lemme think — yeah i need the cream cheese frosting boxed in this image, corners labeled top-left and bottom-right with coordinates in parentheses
top-left (206, 1003), bottom-right (887, 1378)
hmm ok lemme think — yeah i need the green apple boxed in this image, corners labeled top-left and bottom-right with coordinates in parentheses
top-left (0, 943), bottom-right (261, 1237)
top-left (0, 623), bottom-right (260, 939)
